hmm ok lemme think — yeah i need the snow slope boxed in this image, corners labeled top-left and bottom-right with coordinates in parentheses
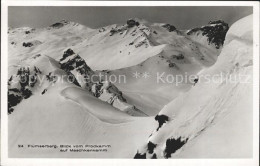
top-left (134, 15), bottom-right (253, 158)
top-left (177, 15), bottom-right (253, 158)
top-left (9, 80), bottom-right (156, 158)
top-left (8, 53), bottom-right (156, 157)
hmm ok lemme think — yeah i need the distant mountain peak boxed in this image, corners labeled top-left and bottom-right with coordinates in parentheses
top-left (127, 18), bottom-right (140, 27)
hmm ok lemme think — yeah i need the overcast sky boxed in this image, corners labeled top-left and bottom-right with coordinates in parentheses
top-left (8, 6), bottom-right (252, 29)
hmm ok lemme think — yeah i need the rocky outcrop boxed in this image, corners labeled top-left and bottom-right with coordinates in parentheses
top-left (162, 24), bottom-right (176, 32)
top-left (8, 66), bottom-right (42, 114)
top-left (155, 114), bottom-right (169, 131)
top-left (22, 42), bottom-right (33, 47)
top-left (110, 19), bottom-right (142, 36)
top-left (8, 88), bottom-right (23, 114)
top-left (59, 48), bottom-right (146, 116)
top-left (172, 53), bottom-right (184, 60)
top-left (187, 20), bottom-right (229, 49)
top-left (164, 137), bottom-right (188, 158)
top-left (127, 19), bottom-right (140, 28)
top-left (22, 40), bottom-right (42, 48)
top-left (91, 81), bottom-right (126, 102)
top-left (147, 141), bottom-right (157, 154)
top-left (59, 48), bottom-right (94, 88)
top-left (50, 20), bottom-right (70, 29)
top-left (25, 28), bottom-right (35, 34)
top-left (134, 151), bottom-right (146, 159)
top-left (110, 27), bottom-right (124, 36)
top-left (9, 49), bottom-right (125, 114)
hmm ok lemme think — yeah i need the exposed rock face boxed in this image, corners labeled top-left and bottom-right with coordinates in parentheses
top-left (110, 28), bottom-right (122, 36)
top-left (60, 50), bottom-right (92, 75)
top-left (22, 42), bottom-right (33, 47)
top-left (60, 48), bottom-right (75, 61)
top-left (8, 47), bottom-right (146, 116)
top-left (59, 48), bottom-right (94, 89)
top-left (8, 89), bottom-right (23, 114)
top-left (25, 28), bottom-right (35, 34)
top-left (91, 81), bottom-right (126, 103)
top-left (135, 39), bottom-right (149, 48)
top-left (109, 18), bottom-right (141, 36)
top-left (172, 53), bottom-right (184, 60)
top-left (8, 66), bottom-right (42, 114)
top-left (59, 49), bottom-right (146, 116)
top-left (151, 153), bottom-right (157, 159)
top-left (50, 20), bottom-right (69, 28)
top-left (127, 19), bottom-right (140, 28)
top-left (109, 25), bottom-right (129, 36)
top-left (134, 151), bottom-right (146, 159)
top-left (22, 40), bottom-right (42, 48)
top-left (162, 24), bottom-right (176, 32)
top-left (164, 137), bottom-right (188, 158)
top-left (155, 114), bottom-right (169, 130)
top-left (132, 114), bottom-right (189, 158)
top-left (187, 20), bottom-right (229, 49)
top-left (147, 141), bottom-right (157, 154)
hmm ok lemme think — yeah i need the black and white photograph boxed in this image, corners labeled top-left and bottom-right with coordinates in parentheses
top-left (1, 1), bottom-right (259, 165)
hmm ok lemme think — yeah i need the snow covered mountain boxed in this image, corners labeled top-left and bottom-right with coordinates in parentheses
top-left (8, 18), bottom-right (228, 115)
top-left (8, 18), bottom-right (226, 70)
top-left (8, 48), bottom-right (147, 116)
top-left (8, 15), bottom-right (252, 158)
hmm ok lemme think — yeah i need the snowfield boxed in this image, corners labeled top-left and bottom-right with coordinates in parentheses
top-left (8, 15), bottom-right (253, 158)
